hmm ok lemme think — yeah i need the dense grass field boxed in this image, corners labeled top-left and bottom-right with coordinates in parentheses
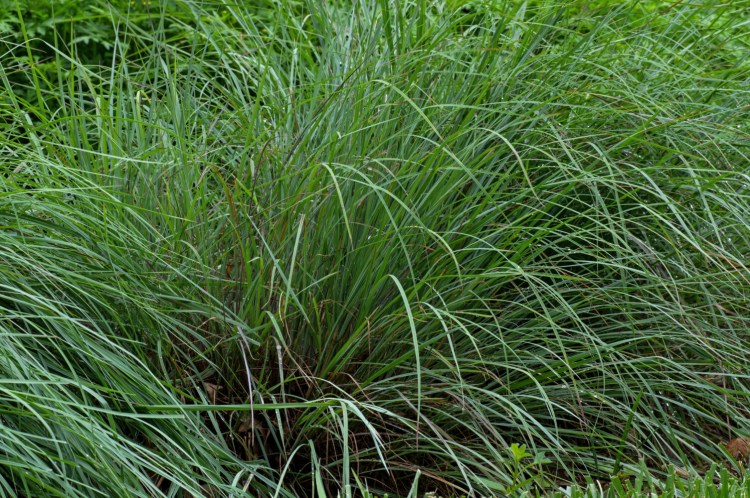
top-left (1, 0), bottom-right (749, 495)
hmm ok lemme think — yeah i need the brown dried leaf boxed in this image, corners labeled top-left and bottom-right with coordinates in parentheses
top-left (203, 382), bottom-right (221, 404)
top-left (725, 438), bottom-right (750, 460)
top-left (672, 466), bottom-right (690, 479)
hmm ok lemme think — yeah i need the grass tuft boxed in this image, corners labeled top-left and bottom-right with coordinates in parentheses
top-left (1, 0), bottom-right (749, 495)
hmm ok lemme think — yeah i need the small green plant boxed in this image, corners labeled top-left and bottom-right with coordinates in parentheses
top-left (500, 444), bottom-right (553, 495)
top-left (554, 465), bottom-right (750, 497)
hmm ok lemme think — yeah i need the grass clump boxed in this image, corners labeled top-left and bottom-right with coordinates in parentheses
top-left (1, 0), bottom-right (749, 495)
